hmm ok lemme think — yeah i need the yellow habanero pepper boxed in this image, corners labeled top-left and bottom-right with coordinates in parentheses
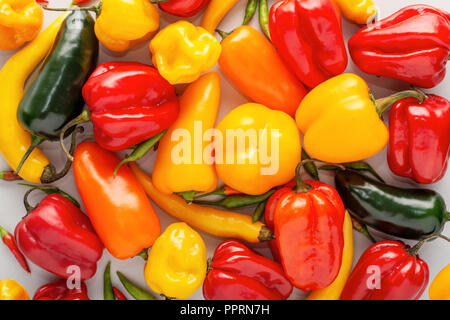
top-left (144, 222), bottom-right (207, 300)
top-left (0, 279), bottom-right (29, 300)
top-left (429, 264), bottom-right (450, 300)
top-left (335, 0), bottom-right (377, 25)
top-left (307, 211), bottom-right (354, 300)
top-left (215, 103), bottom-right (301, 195)
top-left (95, 0), bottom-right (159, 52)
top-left (0, 0), bottom-right (43, 50)
top-left (150, 20), bottom-right (221, 85)
top-left (295, 73), bottom-right (426, 164)
top-left (153, 72), bottom-right (220, 194)
top-left (201, 0), bottom-right (240, 35)
top-left (0, 12), bottom-right (69, 183)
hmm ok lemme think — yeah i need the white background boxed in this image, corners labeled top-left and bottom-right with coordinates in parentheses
top-left (0, 0), bottom-right (448, 300)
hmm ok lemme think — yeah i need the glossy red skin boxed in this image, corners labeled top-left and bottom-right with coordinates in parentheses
top-left (15, 194), bottom-right (104, 280)
top-left (341, 241), bottom-right (429, 300)
top-left (159, 0), bottom-right (210, 17)
top-left (203, 240), bottom-right (293, 300)
top-left (388, 94), bottom-right (450, 184)
top-left (82, 62), bottom-right (179, 151)
top-left (33, 279), bottom-right (90, 300)
top-left (274, 180), bottom-right (345, 291)
top-left (269, 0), bottom-right (347, 88)
top-left (264, 181), bottom-right (296, 262)
top-left (349, 5), bottom-right (450, 88)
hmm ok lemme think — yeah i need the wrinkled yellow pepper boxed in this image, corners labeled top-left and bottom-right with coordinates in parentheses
top-left (0, 279), bottom-right (29, 300)
top-left (307, 211), bottom-right (354, 300)
top-left (150, 20), bottom-right (222, 85)
top-left (144, 223), bottom-right (207, 300)
top-left (95, 0), bottom-right (159, 52)
top-left (335, 0), bottom-right (377, 25)
top-left (0, 0), bottom-right (43, 50)
top-left (429, 264), bottom-right (450, 300)
top-left (215, 103), bottom-right (301, 195)
top-left (153, 72), bottom-right (220, 195)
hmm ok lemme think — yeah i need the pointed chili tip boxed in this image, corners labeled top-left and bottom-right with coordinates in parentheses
top-left (0, 171), bottom-right (22, 181)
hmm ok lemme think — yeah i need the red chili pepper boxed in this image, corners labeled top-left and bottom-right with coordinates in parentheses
top-left (113, 287), bottom-right (128, 300)
top-left (15, 186), bottom-right (104, 280)
top-left (269, 0), bottom-right (348, 88)
top-left (0, 225), bottom-right (30, 273)
top-left (349, 5), bottom-right (450, 89)
top-left (82, 62), bottom-right (179, 151)
top-left (158, 0), bottom-right (210, 17)
top-left (33, 279), bottom-right (90, 300)
top-left (273, 163), bottom-right (345, 291)
top-left (388, 94), bottom-right (450, 184)
top-left (72, 0), bottom-right (91, 4)
top-left (203, 240), bottom-right (293, 300)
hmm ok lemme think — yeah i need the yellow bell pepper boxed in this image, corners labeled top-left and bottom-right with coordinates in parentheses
top-left (153, 72), bottom-right (220, 194)
top-left (295, 73), bottom-right (425, 164)
top-left (0, 0), bottom-right (43, 50)
top-left (335, 0), bottom-right (377, 25)
top-left (215, 103), bottom-right (301, 195)
top-left (150, 20), bottom-right (221, 85)
top-left (95, 0), bottom-right (159, 52)
top-left (0, 279), bottom-right (29, 300)
top-left (429, 264), bottom-right (450, 300)
top-left (307, 211), bottom-right (354, 300)
top-left (0, 12), bottom-right (68, 183)
top-left (144, 222), bottom-right (207, 300)
top-left (201, 0), bottom-right (239, 35)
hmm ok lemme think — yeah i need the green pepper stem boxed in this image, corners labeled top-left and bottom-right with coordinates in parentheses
top-left (41, 3), bottom-right (102, 16)
top-left (301, 149), bottom-right (319, 181)
top-left (258, 225), bottom-right (275, 242)
top-left (116, 271), bottom-right (157, 300)
top-left (348, 211), bottom-right (377, 244)
top-left (150, 0), bottom-right (171, 3)
top-left (15, 135), bottom-right (45, 176)
top-left (20, 183), bottom-right (81, 213)
top-left (216, 29), bottom-right (232, 41)
top-left (175, 191), bottom-right (198, 204)
top-left (294, 160), bottom-right (315, 193)
top-left (193, 189), bottom-right (275, 209)
top-left (409, 233), bottom-right (450, 257)
top-left (375, 89), bottom-right (428, 116)
top-left (136, 249), bottom-right (149, 260)
top-left (59, 110), bottom-right (91, 162)
top-left (0, 224), bottom-right (9, 238)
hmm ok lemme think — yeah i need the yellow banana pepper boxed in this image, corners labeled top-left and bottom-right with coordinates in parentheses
top-left (150, 20), bottom-right (221, 85)
top-left (0, 0), bottom-right (43, 50)
top-left (95, 0), bottom-right (159, 52)
top-left (295, 73), bottom-right (425, 164)
top-left (215, 103), bottom-right (301, 195)
top-left (201, 0), bottom-right (240, 34)
top-left (153, 72), bottom-right (220, 194)
top-left (429, 264), bottom-right (450, 300)
top-left (144, 222), bottom-right (207, 300)
top-left (335, 0), bottom-right (377, 25)
top-left (0, 279), bottom-right (29, 300)
top-left (0, 12), bottom-right (68, 183)
top-left (307, 211), bottom-right (354, 300)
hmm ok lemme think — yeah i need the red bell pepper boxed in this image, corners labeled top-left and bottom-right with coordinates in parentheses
top-left (273, 163), bottom-right (345, 291)
top-left (15, 185), bottom-right (104, 280)
top-left (33, 279), bottom-right (89, 300)
top-left (349, 5), bottom-right (450, 89)
top-left (203, 240), bottom-right (293, 300)
top-left (158, 0), bottom-right (210, 17)
top-left (82, 62), bottom-right (179, 151)
top-left (0, 224), bottom-right (30, 273)
top-left (388, 94), bottom-right (450, 184)
top-left (269, 0), bottom-right (348, 88)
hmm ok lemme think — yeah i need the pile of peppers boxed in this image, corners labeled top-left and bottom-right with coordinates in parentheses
top-left (0, 0), bottom-right (449, 302)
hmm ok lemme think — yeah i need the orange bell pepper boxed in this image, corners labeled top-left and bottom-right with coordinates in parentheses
top-left (73, 141), bottom-right (161, 260)
top-left (219, 26), bottom-right (307, 117)
top-left (153, 72), bottom-right (220, 194)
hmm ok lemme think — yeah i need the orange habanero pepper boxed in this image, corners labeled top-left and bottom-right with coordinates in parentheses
top-left (73, 141), bottom-right (161, 260)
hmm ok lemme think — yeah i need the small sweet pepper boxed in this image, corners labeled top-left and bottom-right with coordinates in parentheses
top-left (150, 20), bottom-right (221, 85)
top-left (334, 0), bottom-right (377, 24)
top-left (33, 279), bottom-right (89, 300)
top-left (158, 0), bottom-right (210, 17)
top-left (0, 279), bottom-right (29, 300)
top-left (429, 264), bottom-right (450, 300)
top-left (144, 222), bottom-right (207, 299)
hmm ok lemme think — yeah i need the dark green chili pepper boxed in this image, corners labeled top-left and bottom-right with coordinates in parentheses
top-left (252, 200), bottom-right (267, 223)
top-left (104, 262), bottom-right (115, 300)
top-left (16, 10), bottom-right (98, 175)
top-left (259, 0), bottom-right (271, 40)
top-left (116, 271), bottom-right (157, 300)
top-left (301, 149), bottom-right (319, 181)
top-left (193, 189), bottom-right (276, 209)
top-left (243, 0), bottom-right (258, 25)
top-left (335, 170), bottom-right (449, 240)
top-left (114, 129), bottom-right (167, 177)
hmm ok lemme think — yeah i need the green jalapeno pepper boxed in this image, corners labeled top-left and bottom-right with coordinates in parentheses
top-left (335, 170), bottom-right (449, 240)
top-left (16, 10), bottom-right (98, 174)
